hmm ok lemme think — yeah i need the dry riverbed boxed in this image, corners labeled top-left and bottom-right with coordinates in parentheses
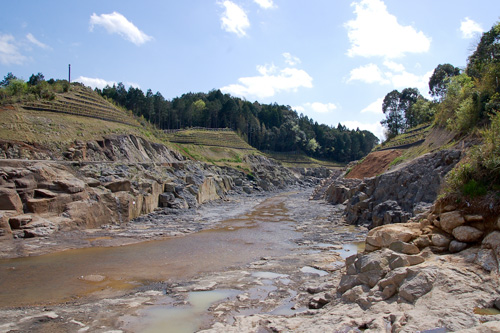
top-left (0, 188), bottom-right (368, 332)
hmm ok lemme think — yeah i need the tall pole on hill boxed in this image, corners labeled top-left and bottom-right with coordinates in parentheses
top-left (68, 64), bottom-right (71, 83)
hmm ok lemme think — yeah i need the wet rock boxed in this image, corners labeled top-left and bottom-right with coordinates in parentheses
top-left (452, 226), bottom-right (483, 243)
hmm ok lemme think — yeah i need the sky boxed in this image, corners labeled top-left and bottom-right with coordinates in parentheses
top-left (1, 1), bottom-right (499, 140)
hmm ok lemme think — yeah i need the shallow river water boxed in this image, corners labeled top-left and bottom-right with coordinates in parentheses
top-left (0, 195), bottom-right (301, 308)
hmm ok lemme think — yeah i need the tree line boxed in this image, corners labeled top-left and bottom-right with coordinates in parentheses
top-left (95, 84), bottom-right (379, 162)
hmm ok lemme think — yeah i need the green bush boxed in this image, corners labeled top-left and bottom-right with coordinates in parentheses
top-left (462, 179), bottom-right (487, 197)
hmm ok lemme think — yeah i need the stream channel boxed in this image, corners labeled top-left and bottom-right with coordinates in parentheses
top-left (0, 190), bottom-right (366, 332)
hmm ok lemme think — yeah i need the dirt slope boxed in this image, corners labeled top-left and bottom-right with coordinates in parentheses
top-left (345, 149), bottom-right (402, 179)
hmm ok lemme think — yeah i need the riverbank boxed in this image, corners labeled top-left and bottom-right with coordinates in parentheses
top-left (0, 188), bottom-right (368, 332)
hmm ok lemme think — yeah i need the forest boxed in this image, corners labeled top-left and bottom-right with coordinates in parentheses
top-left (93, 85), bottom-right (379, 162)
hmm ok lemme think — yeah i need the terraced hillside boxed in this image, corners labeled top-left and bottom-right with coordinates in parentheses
top-left (165, 129), bottom-right (254, 150)
top-left (375, 123), bottom-right (431, 151)
top-left (22, 85), bottom-right (138, 127)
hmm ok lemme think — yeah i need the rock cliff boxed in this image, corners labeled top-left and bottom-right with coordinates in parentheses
top-left (0, 135), bottom-right (326, 239)
top-left (322, 149), bottom-right (462, 228)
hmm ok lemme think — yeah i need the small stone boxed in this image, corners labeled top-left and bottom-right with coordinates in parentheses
top-left (431, 233), bottom-right (452, 248)
top-left (449, 240), bottom-right (468, 253)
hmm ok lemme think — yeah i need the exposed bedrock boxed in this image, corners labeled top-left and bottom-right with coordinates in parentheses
top-left (0, 136), bottom-right (330, 238)
top-left (322, 149), bottom-right (462, 228)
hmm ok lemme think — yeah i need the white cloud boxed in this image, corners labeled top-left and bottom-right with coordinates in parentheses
top-left (348, 62), bottom-right (432, 94)
top-left (283, 52), bottom-right (301, 66)
top-left (75, 76), bottom-right (141, 90)
top-left (254, 0), bottom-right (276, 9)
top-left (295, 102), bottom-right (337, 114)
top-left (0, 33), bottom-right (27, 65)
top-left (383, 60), bottom-right (404, 73)
top-left (90, 12), bottom-right (152, 46)
top-left (345, 0), bottom-right (431, 58)
top-left (348, 63), bottom-right (389, 84)
top-left (460, 17), bottom-right (483, 39)
top-left (361, 97), bottom-right (383, 114)
top-left (26, 33), bottom-right (50, 49)
top-left (219, 1), bottom-right (250, 37)
top-left (388, 69), bottom-right (433, 92)
top-left (343, 120), bottom-right (385, 141)
top-left (221, 63), bottom-right (313, 99)
top-left (75, 76), bottom-right (117, 89)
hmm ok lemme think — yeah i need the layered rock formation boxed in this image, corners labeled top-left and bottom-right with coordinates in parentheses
top-left (323, 149), bottom-right (462, 228)
top-left (0, 134), bottom-right (323, 239)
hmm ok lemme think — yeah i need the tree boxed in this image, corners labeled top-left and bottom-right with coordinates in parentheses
top-left (466, 22), bottom-right (500, 79)
top-left (28, 72), bottom-right (45, 86)
top-left (429, 64), bottom-right (461, 101)
top-left (381, 90), bottom-right (405, 138)
top-left (0, 72), bottom-right (17, 87)
top-left (400, 88), bottom-right (423, 129)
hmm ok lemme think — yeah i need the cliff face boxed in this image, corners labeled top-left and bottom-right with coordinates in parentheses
top-left (0, 135), bottom-right (324, 239)
top-left (322, 149), bottom-right (462, 228)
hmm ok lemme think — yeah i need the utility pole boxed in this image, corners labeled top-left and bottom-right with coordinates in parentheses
top-left (68, 64), bottom-right (71, 83)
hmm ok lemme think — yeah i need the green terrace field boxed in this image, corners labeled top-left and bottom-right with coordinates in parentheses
top-left (263, 151), bottom-right (343, 168)
top-left (21, 85), bottom-right (139, 127)
top-left (374, 123), bottom-right (432, 151)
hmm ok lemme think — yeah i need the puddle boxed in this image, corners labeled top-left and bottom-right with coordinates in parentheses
top-left (252, 271), bottom-right (289, 279)
top-left (474, 307), bottom-right (500, 316)
top-left (300, 266), bottom-right (328, 276)
top-left (0, 196), bottom-right (300, 308)
top-left (124, 289), bottom-right (238, 333)
top-left (334, 241), bottom-right (365, 259)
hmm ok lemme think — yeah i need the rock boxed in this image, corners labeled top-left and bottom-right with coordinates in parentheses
top-left (309, 292), bottom-right (333, 309)
top-left (105, 180), bottom-right (131, 193)
top-left (439, 211), bottom-right (465, 234)
top-left (341, 285), bottom-right (367, 303)
top-left (34, 188), bottom-right (58, 198)
top-left (389, 240), bottom-right (420, 255)
top-left (495, 297), bottom-right (500, 310)
top-left (337, 274), bottom-right (362, 294)
top-left (475, 249), bottom-right (498, 272)
top-left (413, 235), bottom-right (431, 249)
top-left (365, 223), bottom-right (421, 250)
top-left (398, 267), bottom-right (438, 303)
top-left (26, 197), bottom-right (53, 214)
top-left (54, 178), bottom-right (86, 193)
top-left (0, 187), bottom-right (23, 213)
top-left (482, 231), bottom-right (500, 250)
top-left (452, 226), bottom-right (483, 243)
top-left (449, 240), bottom-right (468, 253)
top-left (464, 214), bottom-right (483, 223)
top-left (431, 233), bottom-right (452, 248)
top-left (8, 214), bottom-right (32, 229)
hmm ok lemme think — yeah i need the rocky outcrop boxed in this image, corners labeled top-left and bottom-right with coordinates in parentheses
top-left (321, 149), bottom-right (461, 228)
top-left (0, 134), bottom-right (332, 238)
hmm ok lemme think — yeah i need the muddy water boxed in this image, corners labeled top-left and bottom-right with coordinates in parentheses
top-left (0, 195), bottom-right (300, 308)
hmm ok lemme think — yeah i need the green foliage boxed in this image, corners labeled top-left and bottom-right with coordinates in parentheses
top-left (428, 63), bottom-right (461, 101)
top-left (100, 85), bottom-right (379, 163)
top-left (462, 179), bottom-right (487, 197)
top-left (381, 88), bottom-right (426, 139)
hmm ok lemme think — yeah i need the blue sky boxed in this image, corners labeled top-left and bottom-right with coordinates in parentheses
top-left (1, 1), bottom-right (499, 140)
